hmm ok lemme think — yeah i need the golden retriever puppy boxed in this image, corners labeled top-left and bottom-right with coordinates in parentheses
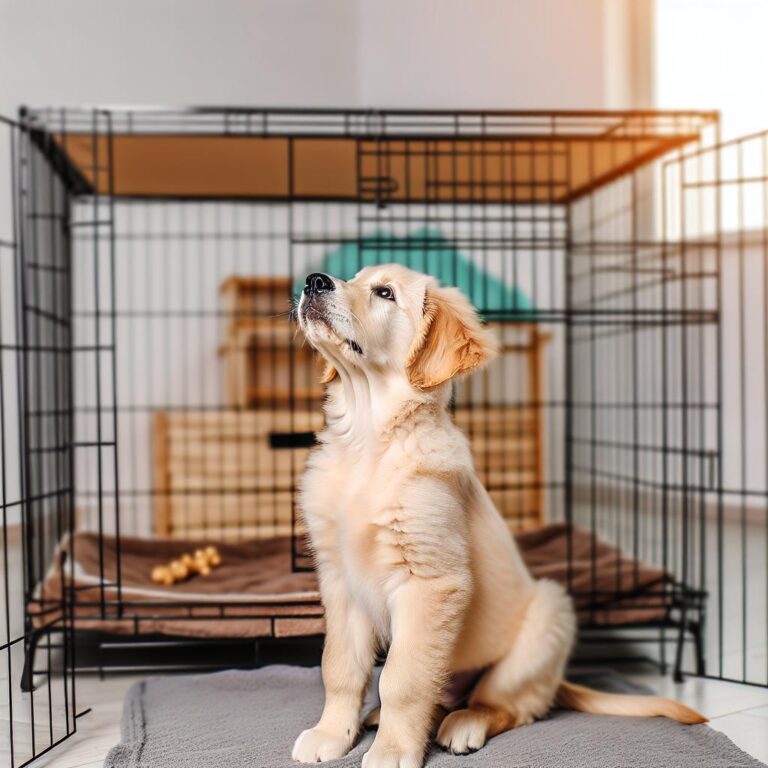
top-left (292, 265), bottom-right (705, 768)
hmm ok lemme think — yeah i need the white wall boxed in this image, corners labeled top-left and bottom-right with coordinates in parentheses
top-left (357, 0), bottom-right (608, 109)
top-left (656, 0), bottom-right (768, 140)
top-left (0, 0), bottom-right (359, 114)
top-left (0, 0), bottom-right (628, 116)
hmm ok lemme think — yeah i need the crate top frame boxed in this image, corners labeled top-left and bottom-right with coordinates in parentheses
top-left (21, 107), bottom-right (719, 205)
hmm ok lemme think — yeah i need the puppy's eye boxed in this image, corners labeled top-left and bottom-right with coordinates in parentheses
top-left (373, 286), bottom-right (395, 301)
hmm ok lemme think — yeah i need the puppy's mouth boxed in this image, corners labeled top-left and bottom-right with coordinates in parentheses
top-left (299, 301), bottom-right (330, 329)
top-left (299, 297), bottom-right (363, 357)
top-left (299, 296), bottom-right (335, 333)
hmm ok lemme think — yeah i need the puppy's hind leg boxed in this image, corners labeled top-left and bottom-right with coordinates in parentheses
top-left (437, 706), bottom-right (513, 755)
top-left (437, 580), bottom-right (576, 755)
top-left (363, 707), bottom-right (380, 729)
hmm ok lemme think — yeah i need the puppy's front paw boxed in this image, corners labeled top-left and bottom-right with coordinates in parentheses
top-left (292, 726), bottom-right (354, 763)
top-left (361, 739), bottom-right (422, 768)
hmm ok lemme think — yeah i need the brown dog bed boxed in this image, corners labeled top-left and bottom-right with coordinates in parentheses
top-left (31, 523), bottom-right (671, 640)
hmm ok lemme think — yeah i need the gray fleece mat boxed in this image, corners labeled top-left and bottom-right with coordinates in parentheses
top-left (104, 665), bottom-right (765, 768)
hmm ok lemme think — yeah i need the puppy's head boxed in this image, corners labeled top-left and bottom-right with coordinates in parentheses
top-left (297, 264), bottom-right (498, 390)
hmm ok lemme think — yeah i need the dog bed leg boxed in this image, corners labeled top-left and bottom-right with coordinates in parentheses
top-left (20, 629), bottom-right (43, 692)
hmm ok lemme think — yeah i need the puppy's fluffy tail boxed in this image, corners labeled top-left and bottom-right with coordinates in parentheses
top-left (555, 680), bottom-right (707, 724)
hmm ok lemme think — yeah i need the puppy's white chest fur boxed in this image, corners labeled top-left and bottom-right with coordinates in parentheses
top-left (302, 446), bottom-right (411, 640)
top-left (340, 503), bottom-right (404, 642)
top-left (302, 446), bottom-right (392, 616)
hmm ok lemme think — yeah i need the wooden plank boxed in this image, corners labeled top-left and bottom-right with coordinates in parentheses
top-left (166, 424), bottom-right (320, 444)
top-left (165, 409), bottom-right (324, 432)
top-left (220, 275), bottom-right (292, 293)
top-left (169, 491), bottom-right (294, 529)
top-left (528, 331), bottom-right (546, 526)
top-left (170, 524), bottom-right (294, 542)
top-left (245, 387), bottom-right (322, 405)
top-left (220, 277), bottom-right (293, 337)
top-left (454, 407), bottom-right (536, 435)
top-left (473, 453), bottom-right (536, 474)
top-left (218, 319), bottom-right (296, 348)
top-left (489, 489), bottom-right (542, 528)
top-left (168, 472), bottom-right (300, 492)
top-left (469, 434), bottom-right (536, 451)
top-left (166, 443), bottom-right (311, 466)
top-left (152, 412), bottom-right (171, 537)
top-left (220, 341), bottom-right (244, 407)
top-left (480, 469), bottom-right (538, 488)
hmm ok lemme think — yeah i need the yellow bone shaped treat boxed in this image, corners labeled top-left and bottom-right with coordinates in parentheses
top-left (204, 545), bottom-right (222, 566)
top-left (192, 549), bottom-right (212, 576)
top-left (169, 559), bottom-right (189, 581)
top-left (150, 546), bottom-right (221, 585)
top-left (151, 565), bottom-right (174, 586)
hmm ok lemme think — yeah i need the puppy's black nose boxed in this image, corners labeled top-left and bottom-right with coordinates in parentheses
top-left (304, 272), bottom-right (334, 296)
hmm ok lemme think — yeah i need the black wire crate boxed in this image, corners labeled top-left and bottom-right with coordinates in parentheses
top-left (3, 103), bottom-right (768, 766)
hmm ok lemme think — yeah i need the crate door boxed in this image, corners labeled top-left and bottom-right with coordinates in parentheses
top-left (1, 116), bottom-right (81, 765)
top-left (664, 130), bottom-right (768, 687)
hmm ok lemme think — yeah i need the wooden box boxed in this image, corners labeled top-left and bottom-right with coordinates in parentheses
top-left (220, 276), bottom-right (325, 408)
top-left (153, 403), bottom-right (544, 540)
top-left (153, 409), bottom-right (323, 540)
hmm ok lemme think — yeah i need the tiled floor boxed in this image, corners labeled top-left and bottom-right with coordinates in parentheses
top-left (0, 666), bottom-right (759, 768)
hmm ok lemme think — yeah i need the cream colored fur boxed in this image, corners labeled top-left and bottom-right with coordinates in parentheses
top-left (292, 265), bottom-right (705, 768)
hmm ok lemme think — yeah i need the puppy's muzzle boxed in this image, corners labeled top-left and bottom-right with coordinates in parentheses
top-left (304, 272), bottom-right (334, 297)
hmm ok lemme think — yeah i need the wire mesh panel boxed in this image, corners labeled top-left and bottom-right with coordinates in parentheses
top-left (0, 117), bottom-right (79, 766)
top-left (666, 130), bottom-right (768, 687)
top-left (568, 144), bottom-right (718, 676)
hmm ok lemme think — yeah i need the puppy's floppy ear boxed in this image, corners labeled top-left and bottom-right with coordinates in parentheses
top-left (319, 363), bottom-right (337, 384)
top-left (406, 286), bottom-right (498, 389)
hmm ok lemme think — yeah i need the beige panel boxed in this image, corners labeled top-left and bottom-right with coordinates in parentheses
top-left (164, 409), bottom-right (324, 434)
top-left (173, 527), bottom-right (293, 543)
top-left (60, 134), bottom-right (290, 197)
top-left (55, 133), bottom-right (693, 203)
top-left (293, 138), bottom-right (357, 197)
top-left (169, 490), bottom-right (294, 529)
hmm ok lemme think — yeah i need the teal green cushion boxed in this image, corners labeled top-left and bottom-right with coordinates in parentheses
top-left (294, 228), bottom-right (533, 318)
